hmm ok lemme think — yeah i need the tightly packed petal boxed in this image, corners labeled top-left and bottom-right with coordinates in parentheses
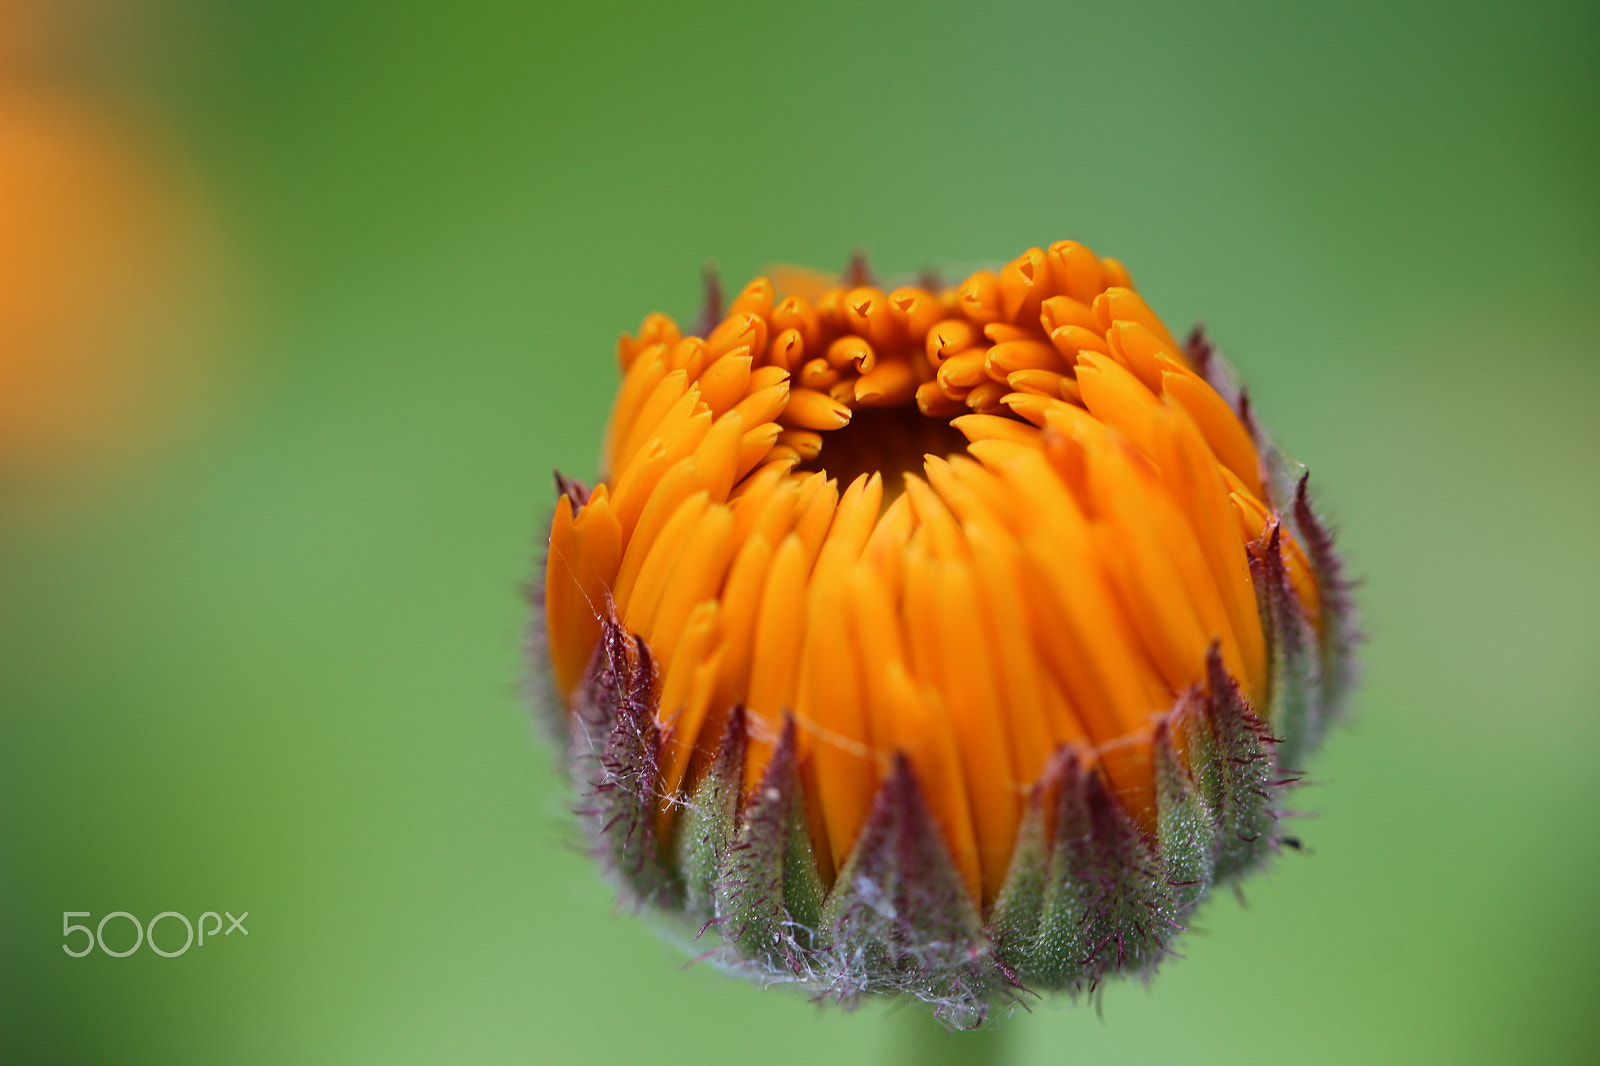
top-left (533, 241), bottom-right (1356, 1027)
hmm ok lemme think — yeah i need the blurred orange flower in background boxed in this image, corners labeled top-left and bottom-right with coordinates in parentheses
top-left (0, 0), bottom-right (215, 483)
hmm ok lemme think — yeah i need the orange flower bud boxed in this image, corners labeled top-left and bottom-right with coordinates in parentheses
top-left (536, 241), bottom-right (1357, 1029)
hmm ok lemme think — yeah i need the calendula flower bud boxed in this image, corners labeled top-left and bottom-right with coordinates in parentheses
top-left (533, 242), bottom-right (1356, 1028)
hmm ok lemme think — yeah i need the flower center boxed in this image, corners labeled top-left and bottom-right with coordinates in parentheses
top-left (795, 405), bottom-right (970, 508)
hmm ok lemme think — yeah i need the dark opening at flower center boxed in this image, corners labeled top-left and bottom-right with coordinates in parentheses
top-left (795, 406), bottom-right (970, 506)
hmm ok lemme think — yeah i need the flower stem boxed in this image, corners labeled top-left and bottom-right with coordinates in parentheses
top-left (892, 1004), bottom-right (1009, 1066)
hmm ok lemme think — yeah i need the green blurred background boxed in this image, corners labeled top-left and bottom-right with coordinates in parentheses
top-left (2, 1), bottom-right (1596, 1062)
